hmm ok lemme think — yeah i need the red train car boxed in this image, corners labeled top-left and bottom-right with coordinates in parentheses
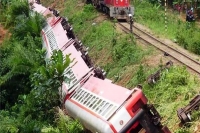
top-left (29, 1), bottom-right (171, 133)
top-left (104, 0), bottom-right (130, 6)
top-left (90, 0), bottom-right (134, 20)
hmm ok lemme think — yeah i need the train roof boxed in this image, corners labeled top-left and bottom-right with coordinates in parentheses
top-left (41, 15), bottom-right (91, 92)
top-left (70, 76), bottom-right (136, 120)
top-left (83, 76), bottom-right (135, 105)
top-left (32, 3), bottom-right (60, 27)
top-left (32, 3), bottom-right (49, 15)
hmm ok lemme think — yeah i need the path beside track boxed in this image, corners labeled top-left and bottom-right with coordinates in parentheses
top-left (118, 21), bottom-right (200, 76)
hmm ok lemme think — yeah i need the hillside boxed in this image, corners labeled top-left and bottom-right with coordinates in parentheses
top-left (0, 0), bottom-right (200, 133)
top-left (41, 0), bottom-right (200, 132)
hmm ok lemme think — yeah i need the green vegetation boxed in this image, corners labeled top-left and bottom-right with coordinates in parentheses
top-left (0, 0), bottom-right (200, 132)
top-left (0, 0), bottom-right (83, 132)
top-left (134, 0), bottom-right (200, 56)
top-left (144, 66), bottom-right (199, 132)
top-left (63, 0), bottom-right (200, 132)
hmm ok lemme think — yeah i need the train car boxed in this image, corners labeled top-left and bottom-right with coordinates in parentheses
top-left (29, 1), bottom-right (171, 133)
top-left (89, 0), bottom-right (134, 20)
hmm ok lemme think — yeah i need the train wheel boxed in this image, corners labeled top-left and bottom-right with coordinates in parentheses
top-left (92, 2), bottom-right (97, 8)
top-left (180, 112), bottom-right (191, 123)
top-left (105, 7), bottom-right (108, 14)
top-left (107, 7), bottom-right (110, 15)
top-left (100, 4), bottom-right (103, 12)
top-left (102, 6), bottom-right (106, 13)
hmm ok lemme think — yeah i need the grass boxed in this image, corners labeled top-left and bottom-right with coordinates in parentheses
top-left (132, 2), bottom-right (200, 131)
top-left (134, 0), bottom-right (200, 55)
top-left (144, 66), bottom-right (198, 128)
top-left (43, 0), bottom-right (200, 132)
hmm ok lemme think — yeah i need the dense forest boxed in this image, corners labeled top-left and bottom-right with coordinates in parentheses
top-left (0, 0), bottom-right (83, 132)
top-left (0, 0), bottom-right (200, 133)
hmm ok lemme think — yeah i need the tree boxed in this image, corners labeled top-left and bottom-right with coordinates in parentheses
top-left (31, 50), bottom-right (72, 105)
top-left (0, 35), bottom-right (45, 109)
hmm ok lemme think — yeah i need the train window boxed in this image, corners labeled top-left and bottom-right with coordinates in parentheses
top-left (80, 92), bottom-right (87, 103)
top-left (64, 68), bottom-right (78, 89)
top-left (97, 101), bottom-right (106, 114)
top-left (82, 93), bottom-right (90, 104)
top-left (71, 88), bottom-right (81, 99)
top-left (91, 98), bottom-right (100, 109)
top-left (105, 106), bottom-right (117, 119)
top-left (86, 95), bottom-right (95, 107)
top-left (72, 79), bottom-right (77, 84)
top-left (71, 92), bottom-right (78, 99)
top-left (46, 29), bottom-right (59, 51)
top-left (89, 97), bottom-right (97, 108)
top-left (74, 90), bottom-right (83, 100)
top-left (83, 93), bottom-right (92, 104)
top-left (43, 24), bottom-right (50, 33)
top-left (101, 102), bottom-right (110, 116)
top-left (76, 90), bottom-right (85, 101)
top-left (94, 100), bottom-right (104, 112)
top-left (93, 99), bottom-right (103, 111)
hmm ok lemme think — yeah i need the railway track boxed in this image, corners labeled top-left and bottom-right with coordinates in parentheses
top-left (118, 22), bottom-right (200, 75)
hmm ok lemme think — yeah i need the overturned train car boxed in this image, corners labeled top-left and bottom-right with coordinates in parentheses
top-left (29, 1), bottom-right (171, 133)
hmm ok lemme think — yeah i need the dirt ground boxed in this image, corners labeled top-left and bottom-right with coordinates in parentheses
top-left (195, 124), bottom-right (200, 133)
top-left (0, 24), bottom-right (8, 45)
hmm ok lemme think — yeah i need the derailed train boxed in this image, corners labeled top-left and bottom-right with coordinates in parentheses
top-left (29, 1), bottom-right (171, 133)
top-left (87, 0), bottom-right (134, 20)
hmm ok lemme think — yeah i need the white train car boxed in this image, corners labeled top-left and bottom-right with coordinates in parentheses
top-left (29, 1), bottom-right (171, 133)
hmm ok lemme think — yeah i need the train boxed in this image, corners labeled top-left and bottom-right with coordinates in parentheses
top-left (29, 0), bottom-right (171, 133)
top-left (87, 0), bottom-right (134, 20)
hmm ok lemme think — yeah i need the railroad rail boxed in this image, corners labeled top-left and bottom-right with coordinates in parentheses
top-left (117, 22), bottom-right (200, 75)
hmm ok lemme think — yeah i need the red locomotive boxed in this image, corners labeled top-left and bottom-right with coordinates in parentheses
top-left (88, 0), bottom-right (134, 20)
top-left (29, 1), bottom-right (171, 133)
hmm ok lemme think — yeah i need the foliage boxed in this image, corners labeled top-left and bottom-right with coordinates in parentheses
top-left (162, 66), bottom-right (189, 87)
top-left (41, 108), bottom-right (84, 133)
top-left (0, 110), bottom-right (19, 133)
top-left (13, 12), bottom-right (46, 39)
top-left (0, 49), bottom-right (73, 132)
top-left (0, 0), bottom-right (200, 132)
top-left (54, 108), bottom-right (83, 133)
top-left (143, 66), bottom-right (199, 132)
top-left (135, 0), bottom-right (200, 57)
top-left (174, 127), bottom-right (191, 133)
top-left (2, 0), bottom-right (30, 27)
top-left (136, 64), bottom-right (146, 83)
top-left (0, 1), bottom-right (83, 133)
top-left (176, 27), bottom-right (200, 55)
top-left (31, 50), bottom-right (72, 102)
top-left (112, 35), bottom-right (143, 67)
top-left (0, 0), bottom-right (46, 109)
top-left (0, 35), bottom-right (44, 109)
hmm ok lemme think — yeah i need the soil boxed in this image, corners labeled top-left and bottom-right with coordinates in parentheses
top-left (0, 24), bottom-right (8, 45)
top-left (93, 13), bottom-right (109, 23)
top-left (195, 123), bottom-right (200, 133)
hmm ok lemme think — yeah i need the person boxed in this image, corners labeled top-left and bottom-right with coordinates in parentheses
top-left (186, 9), bottom-right (190, 21)
top-left (177, 4), bottom-right (181, 14)
top-left (35, 0), bottom-right (41, 4)
top-left (186, 9), bottom-right (194, 22)
top-left (191, 7), bottom-right (194, 13)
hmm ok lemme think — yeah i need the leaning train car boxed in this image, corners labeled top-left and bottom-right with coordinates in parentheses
top-left (89, 0), bottom-right (134, 20)
top-left (29, 1), bottom-right (171, 133)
